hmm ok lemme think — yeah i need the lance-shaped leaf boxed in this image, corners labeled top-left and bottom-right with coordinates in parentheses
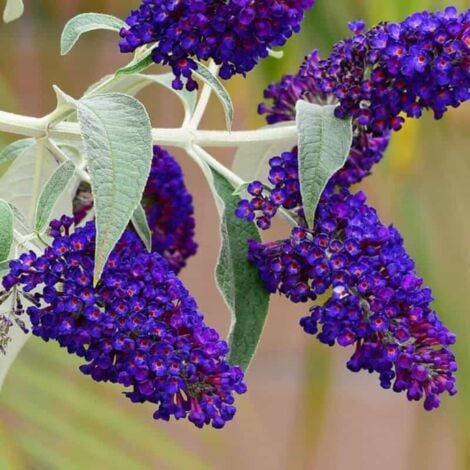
top-left (296, 101), bottom-right (353, 228)
top-left (76, 93), bottom-right (153, 284)
top-left (209, 168), bottom-right (270, 371)
top-left (34, 160), bottom-right (76, 233)
top-left (116, 51), bottom-right (154, 76)
top-left (0, 138), bottom-right (35, 166)
top-left (0, 199), bottom-right (13, 261)
top-left (3, 0), bottom-right (23, 23)
top-left (61, 13), bottom-right (126, 56)
top-left (194, 62), bottom-right (233, 130)
top-left (131, 203), bottom-right (152, 252)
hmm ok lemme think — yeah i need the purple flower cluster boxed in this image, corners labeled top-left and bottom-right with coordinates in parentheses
top-left (143, 146), bottom-right (197, 273)
top-left (72, 146), bottom-right (197, 273)
top-left (261, 7), bottom-right (470, 133)
top-left (119, 0), bottom-right (315, 90)
top-left (247, 187), bottom-right (457, 409)
top-left (3, 217), bottom-right (246, 428)
top-left (234, 8), bottom-right (467, 409)
top-left (235, 149), bottom-right (302, 230)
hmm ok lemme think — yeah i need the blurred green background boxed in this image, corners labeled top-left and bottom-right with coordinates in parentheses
top-left (0, 1), bottom-right (469, 469)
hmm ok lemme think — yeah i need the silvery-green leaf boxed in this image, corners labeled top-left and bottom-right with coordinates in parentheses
top-left (76, 93), bottom-right (153, 284)
top-left (3, 0), bottom-right (23, 23)
top-left (0, 259), bottom-right (9, 276)
top-left (296, 101), bottom-right (352, 228)
top-left (0, 138), bottom-right (35, 167)
top-left (194, 62), bottom-right (233, 130)
top-left (0, 199), bottom-right (13, 261)
top-left (61, 13), bottom-right (126, 56)
top-left (8, 202), bottom-right (29, 233)
top-left (0, 143), bottom-right (57, 216)
top-left (209, 168), bottom-right (270, 371)
top-left (231, 122), bottom-right (298, 185)
top-left (116, 50), bottom-right (154, 76)
top-left (85, 73), bottom-right (197, 121)
top-left (35, 161), bottom-right (76, 233)
top-left (131, 204), bottom-right (152, 252)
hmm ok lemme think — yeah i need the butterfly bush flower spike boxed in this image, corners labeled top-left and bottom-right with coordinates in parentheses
top-left (245, 188), bottom-right (457, 410)
top-left (119, 0), bottom-right (316, 89)
top-left (2, 218), bottom-right (246, 428)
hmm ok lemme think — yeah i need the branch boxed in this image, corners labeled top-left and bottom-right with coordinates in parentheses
top-left (0, 110), bottom-right (298, 149)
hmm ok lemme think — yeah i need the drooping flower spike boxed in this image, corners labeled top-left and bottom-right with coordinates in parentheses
top-left (259, 7), bottom-right (469, 183)
top-left (2, 217), bottom-right (246, 428)
top-left (73, 146), bottom-right (197, 273)
top-left (119, 0), bottom-right (316, 90)
top-left (245, 186), bottom-right (457, 410)
top-left (261, 7), bottom-right (469, 131)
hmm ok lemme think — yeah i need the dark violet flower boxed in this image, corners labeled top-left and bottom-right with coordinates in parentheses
top-left (119, 0), bottom-right (316, 90)
top-left (258, 7), bottom-right (469, 184)
top-left (73, 146), bottom-right (197, 273)
top-left (247, 187), bottom-right (457, 410)
top-left (260, 7), bottom-right (470, 133)
top-left (2, 217), bottom-right (246, 428)
top-left (142, 146), bottom-right (197, 273)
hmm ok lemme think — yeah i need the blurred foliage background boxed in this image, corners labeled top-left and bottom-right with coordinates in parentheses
top-left (0, 1), bottom-right (469, 469)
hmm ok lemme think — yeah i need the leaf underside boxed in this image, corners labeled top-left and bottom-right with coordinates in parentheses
top-left (210, 169), bottom-right (270, 371)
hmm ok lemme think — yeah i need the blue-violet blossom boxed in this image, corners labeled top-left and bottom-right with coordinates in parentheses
top-left (119, 0), bottom-right (316, 90)
top-left (245, 186), bottom-right (457, 410)
top-left (2, 217), bottom-right (246, 428)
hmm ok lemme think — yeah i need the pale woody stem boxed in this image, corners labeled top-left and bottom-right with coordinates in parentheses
top-left (0, 110), bottom-right (298, 149)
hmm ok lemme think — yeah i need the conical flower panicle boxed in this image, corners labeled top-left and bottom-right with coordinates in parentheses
top-left (3, 217), bottom-right (246, 428)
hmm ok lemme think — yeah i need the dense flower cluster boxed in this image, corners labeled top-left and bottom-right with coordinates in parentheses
top-left (119, 0), bottom-right (316, 90)
top-left (143, 146), bottom-right (197, 273)
top-left (246, 187), bottom-right (457, 409)
top-left (72, 146), bottom-right (197, 273)
top-left (2, 217), bottom-right (246, 428)
top-left (260, 7), bottom-right (470, 133)
top-left (235, 149), bottom-right (302, 230)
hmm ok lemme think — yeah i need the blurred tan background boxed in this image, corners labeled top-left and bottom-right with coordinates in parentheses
top-left (0, 1), bottom-right (469, 469)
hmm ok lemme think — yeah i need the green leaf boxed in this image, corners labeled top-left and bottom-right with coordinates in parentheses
top-left (0, 199), bottom-right (13, 261)
top-left (3, 0), bottom-right (23, 23)
top-left (209, 168), bottom-right (270, 370)
top-left (76, 93), bottom-right (153, 285)
top-left (86, 73), bottom-right (197, 120)
top-left (0, 138), bottom-right (35, 166)
top-left (194, 62), bottom-right (233, 130)
top-left (296, 101), bottom-right (352, 228)
top-left (131, 204), bottom-right (152, 252)
top-left (231, 122), bottom-right (298, 184)
top-left (34, 161), bottom-right (76, 233)
top-left (60, 13), bottom-right (126, 56)
top-left (8, 202), bottom-right (29, 233)
top-left (0, 259), bottom-right (9, 277)
top-left (0, 143), bottom-right (57, 216)
top-left (116, 51), bottom-right (154, 76)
